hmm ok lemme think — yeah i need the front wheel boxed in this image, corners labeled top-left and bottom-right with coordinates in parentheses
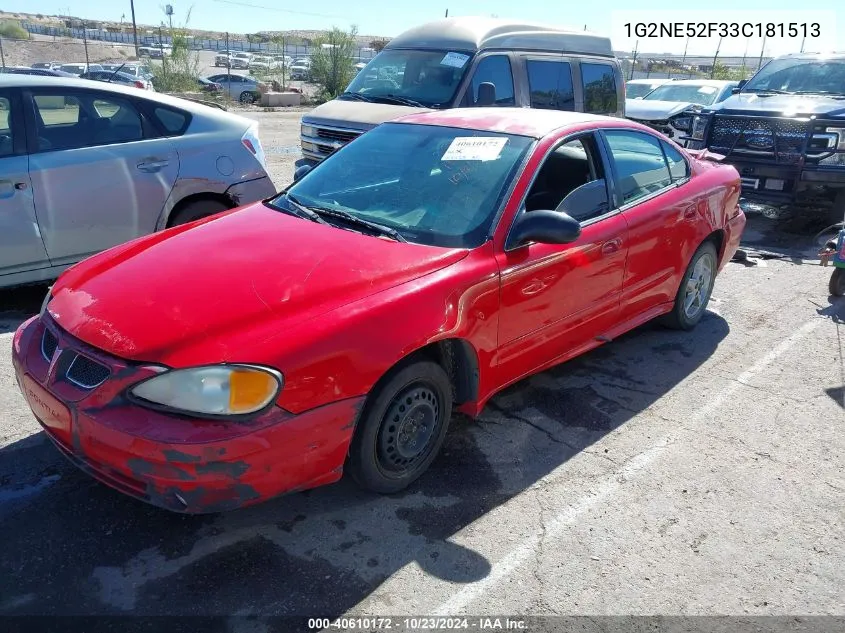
top-left (239, 91), bottom-right (256, 104)
top-left (830, 267), bottom-right (845, 297)
top-left (347, 361), bottom-right (453, 494)
top-left (663, 241), bottom-right (718, 330)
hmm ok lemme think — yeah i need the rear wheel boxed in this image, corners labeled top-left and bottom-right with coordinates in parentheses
top-left (239, 91), bottom-right (256, 104)
top-left (168, 199), bottom-right (229, 226)
top-left (347, 361), bottom-right (452, 494)
top-left (663, 241), bottom-right (718, 330)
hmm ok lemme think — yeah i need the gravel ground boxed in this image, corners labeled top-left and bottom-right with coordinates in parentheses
top-left (0, 114), bottom-right (843, 629)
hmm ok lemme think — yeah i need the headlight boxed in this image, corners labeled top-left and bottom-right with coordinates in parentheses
top-left (690, 114), bottom-right (709, 140)
top-left (129, 365), bottom-right (283, 417)
top-left (301, 124), bottom-right (317, 138)
top-left (671, 114), bottom-right (693, 132)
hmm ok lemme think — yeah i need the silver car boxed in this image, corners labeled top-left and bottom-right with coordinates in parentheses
top-left (0, 75), bottom-right (276, 289)
top-left (205, 73), bottom-right (266, 103)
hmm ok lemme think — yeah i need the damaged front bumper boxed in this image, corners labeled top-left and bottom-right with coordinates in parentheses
top-left (12, 315), bottom-right (363, 513)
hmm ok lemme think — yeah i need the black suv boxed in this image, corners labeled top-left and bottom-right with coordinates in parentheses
top-left (686, 53), bottom-right (845, 222)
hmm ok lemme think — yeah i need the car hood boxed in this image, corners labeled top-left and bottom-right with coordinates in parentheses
top-left (708, 93), bottom-right (845, 118)
top-left (47, 203), bottom-right (468, 363)
top-left (625, 99), bottom-right (698, 120)
top-left (303, 98), bottom-right (432, 132)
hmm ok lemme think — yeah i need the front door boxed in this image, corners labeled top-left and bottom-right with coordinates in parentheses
top-left (0, 89), bottom-right (49, 277)
top-left (494, 132), bottom-right (629, 383)
top-left (25, 88), bottom-right (179, 266)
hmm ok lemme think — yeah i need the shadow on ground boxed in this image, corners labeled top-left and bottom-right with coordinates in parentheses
top-left (0, 308), bottom-right (730, 630)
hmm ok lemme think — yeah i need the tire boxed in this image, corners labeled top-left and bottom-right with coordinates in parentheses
top-left (239, 91), bottom-right (256, 104)
top-left (830, 268), bottom-right (845, 297)
top-left (347, 360), bottom-right (453, 494)
top-left (169, 199), bottom-right (230, 226)
top-left (662, 240), bottom-right (719, 330)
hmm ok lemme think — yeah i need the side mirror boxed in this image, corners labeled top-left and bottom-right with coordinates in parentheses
top-left (732, 79), bottom-right (748, 94)
top-left (293, 164), bottom-right (313, 182)
top-left (556, 179), bottom-right (609, 220)
top-left (509, 209), bottom-right (581, 248)
top-left (477, 82), bottom-right (496, 106)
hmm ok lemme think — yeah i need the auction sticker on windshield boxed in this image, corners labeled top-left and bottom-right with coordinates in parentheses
top-left (442, 137), bottom-right (508, 161)
top-left (440, 52), bottom-right (470, 68)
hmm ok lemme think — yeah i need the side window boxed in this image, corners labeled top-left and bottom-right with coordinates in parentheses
top-left (581, 63), bottom-right (618, 114)
top-left (604, 130), bottom-right (673, 204)
top-left (661, 141), bottom-right (689, 181)
top-left (463, 55), bottom-right (515, 106)
top-left (526, 60), bottom-right (575, 111)
top-left (0, 96), bottom-right (14, 157)
top-left (525, 134), bottom-right (609, 223)
top-left (33, 92), bottom-right (143, 151)
top-left (153, 106), bottom-right (191, 135)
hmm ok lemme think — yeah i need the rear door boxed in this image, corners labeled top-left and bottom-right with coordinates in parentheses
top-left (0, 89), bottom-right (50, 277)
top-left (24, 87), bottom-right (180, 266)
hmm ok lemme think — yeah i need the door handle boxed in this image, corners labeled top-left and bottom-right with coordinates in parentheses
top-left (601, 238), bottom-right (622, 255)
top-left (137, 159), bottom-right (169, 172)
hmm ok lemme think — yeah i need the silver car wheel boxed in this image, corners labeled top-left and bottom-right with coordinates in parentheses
top-left (683, 252), bottom-right (715, 319)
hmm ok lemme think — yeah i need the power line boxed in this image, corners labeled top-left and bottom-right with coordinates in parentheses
top-left (211, 0), bottom-right (350, 19)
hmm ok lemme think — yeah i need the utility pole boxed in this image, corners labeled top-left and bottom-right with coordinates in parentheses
top-left (757, 35), bottom-right (767, 71)
top-left (226, 31), bottom-right (231, 88)
top-left (629, 40), bottom-right (638, 80)
top-left (445, 9), bottom-right (449, 17)
top-left (800, 35), bottom-right (806, 53)
top-left (130, 0), bottom-right (139, 57)
top-left (83, 23), bottom-right (90, 68)
top-left (710, 36), bottom-right (722, 79)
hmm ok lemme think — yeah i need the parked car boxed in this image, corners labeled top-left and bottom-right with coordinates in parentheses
top-left (249, 55), bottom-right (274, 73)
top-left (59, 63), bottom-right (104, 76)
top-left (625, 79), bottom-right (738, 144)
top-left (289, 58), bottom-right (311, 81)
top-left (0, 75), bottom-right (275, 289)
top-left (101, 63), bottom-right (155, 81)
top-left (205, 73), bottom-right (267, 103)
top-left (1, 66), bottom-right (77, 78)
top-left (80, 70), bottom-right (155, 91)
top-left (296, 16), bottom-right (624, 168)
top-left (231, 52), bottom-right (252, 70)
top-left (197, 77), bottom-right (223, 93)
top-left (625, 78), bottom-right (674, 99)
top-left (689, 52), bottom-right (845, 223)
top-left (215, 50), bottom-right (233, 67)
top-left (31, 61), bottom-right (63, 71)
top-left (11, 107), bottom-right (745, 513)
top-left (148, 45), bottom-right (172, 59)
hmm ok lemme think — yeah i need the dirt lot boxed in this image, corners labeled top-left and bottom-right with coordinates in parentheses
top-left (0, 113), bottom-right (843, 630)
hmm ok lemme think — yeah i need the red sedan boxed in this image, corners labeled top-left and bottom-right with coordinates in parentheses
top-left (12, 108), bottom-right (745, 513)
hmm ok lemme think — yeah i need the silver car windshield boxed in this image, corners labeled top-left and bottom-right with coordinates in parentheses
top-left (343, 49), bottom-right (474, 108)
top-left (643, 83), bottom-right (722, 106)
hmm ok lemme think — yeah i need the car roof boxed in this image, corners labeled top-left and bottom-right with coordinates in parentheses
top-left (385, 16), bottom-right (614, 57)
top-left (660, 79), bottom-right (737, 86)
top-left (627, 78), bottom-right (673, 84)
top-left (775, 52), bottom-right (845, 60)
top-left (394, 107), bottom-right (618, 138)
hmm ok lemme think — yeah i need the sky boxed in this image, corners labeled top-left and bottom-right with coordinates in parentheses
top-left (4, 0), bottom-right (843, 57)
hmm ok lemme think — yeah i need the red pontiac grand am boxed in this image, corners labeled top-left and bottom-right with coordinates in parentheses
top-left (12, 108), bottom-right (745, 513)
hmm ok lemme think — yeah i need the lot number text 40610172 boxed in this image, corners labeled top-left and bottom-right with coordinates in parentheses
top-left (623, 22), bottom-right (821, 39)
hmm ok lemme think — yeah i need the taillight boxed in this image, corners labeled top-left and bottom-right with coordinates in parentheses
top-left (134, 80), bottom-right (145, 89)
top-left (242, 124), bottom-right (266, 169)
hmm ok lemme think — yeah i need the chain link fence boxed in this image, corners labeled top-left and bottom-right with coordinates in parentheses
top-left (620, 53), bottom-right (779, 81)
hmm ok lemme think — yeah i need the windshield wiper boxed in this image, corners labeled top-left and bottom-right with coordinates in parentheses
top-left (269, 193), bottom-right (329, 225)
top-left (339, 91), bottom-right (375, 102)
top-left (741, 88), bottom-right (791, 95)
top-left (311, 207), bottom-right (407, 242)
top-left (792, 90), bottom-right (845, 98)
top-left (373, 94), bottom-right (426, 108)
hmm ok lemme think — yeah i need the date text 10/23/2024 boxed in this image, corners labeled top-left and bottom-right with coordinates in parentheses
top-left (623, 22), bottom-right (821, 39)
top-left (308, 617), bottom-right (529, 630)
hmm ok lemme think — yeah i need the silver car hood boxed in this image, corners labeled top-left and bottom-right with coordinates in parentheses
top-left (302, 98), bottom-right (432, 132)
top-left (625, 99), bottom-right (698, 121)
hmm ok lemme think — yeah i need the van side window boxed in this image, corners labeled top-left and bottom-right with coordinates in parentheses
top-left (581, 63), bottom-right (618, 114)
top-left (463, 55), bottom-right (515, 106)
top-left (526, 60), bottom-right (574, 111)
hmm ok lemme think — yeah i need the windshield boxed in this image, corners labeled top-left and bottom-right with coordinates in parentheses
top-left (744, 58), bottom-right (845, 95)
top-left (627, 83), bottom-right (662, 99)
top-left (643, 83), bottom-right (722, 105)
top-left (343, 49), bottom-right (473, 108)
top-left (273, 123), bottom-right (533, 248)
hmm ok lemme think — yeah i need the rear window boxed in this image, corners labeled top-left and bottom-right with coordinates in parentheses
top-left (153, 106), bottom-right (191, 135)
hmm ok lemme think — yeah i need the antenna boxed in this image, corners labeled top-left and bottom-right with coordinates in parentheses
top-left (445, 9), bottom-right (449, 17)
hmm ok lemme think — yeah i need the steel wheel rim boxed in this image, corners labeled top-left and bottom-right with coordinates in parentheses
top-left (377, 384), bottom-right (441, 474)
top-left (683, 253), bottom-right (714, 319)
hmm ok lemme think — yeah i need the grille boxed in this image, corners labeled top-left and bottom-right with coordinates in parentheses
top-left (66, 354), bottom-right (110, 389)
top-left (316, 127), bottom-right (361, 143)
top-left (709, 116), bottom-right (809, 164)
top-left (41, 329), bottom-right (58, 362)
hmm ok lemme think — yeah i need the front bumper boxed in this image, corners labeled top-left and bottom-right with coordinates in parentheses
top-left (12, 315), bottom-right (362, 513)
top-left (720, 208), bottom-right (746, 271)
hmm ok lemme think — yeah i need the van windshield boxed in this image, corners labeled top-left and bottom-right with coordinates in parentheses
top-left (342, 49), bottom-right (473, 108)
